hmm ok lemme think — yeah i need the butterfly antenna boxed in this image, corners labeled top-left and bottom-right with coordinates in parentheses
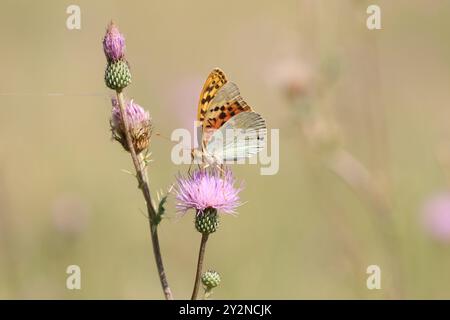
top-left (154, 132), bottom-right (172, 142)
top-left (155, 132), bottom-right (193, 154)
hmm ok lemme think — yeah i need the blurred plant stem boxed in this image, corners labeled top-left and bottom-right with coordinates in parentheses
top-left (325, 147), bottom-right (403, 298)
top-left (305, 160), bottom-right (366, 296)
top-left (292, 97), bottom-right (403, 298)
top-left (191, 233), bottom-right (209, 300)
top-left (116, 90), bottom-right (173, 300)
top-left (0, 172), bottom-right (21, 297)
top-left (289, 1), bottom-right (401, 293)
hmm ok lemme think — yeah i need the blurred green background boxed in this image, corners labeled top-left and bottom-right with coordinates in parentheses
top-left (1, 0), bottom-right (450, 299)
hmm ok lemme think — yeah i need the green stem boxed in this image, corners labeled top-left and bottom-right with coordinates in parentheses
top-left (203, 287), bottom-right (213, 300)
top-left (191, 233), bottom-right (209, 300)
top-left (116, 90), bottom-right (173, 300)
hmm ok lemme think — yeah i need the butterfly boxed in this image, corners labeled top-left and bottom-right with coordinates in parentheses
top-left (191, 68), bottom-right (267, 167)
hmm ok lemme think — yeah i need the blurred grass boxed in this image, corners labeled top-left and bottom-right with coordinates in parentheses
top-left (1, 0), bottom-right (450, 299)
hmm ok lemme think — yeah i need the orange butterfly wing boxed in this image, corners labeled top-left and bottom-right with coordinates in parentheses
top-left (197, 69), bottom-right (253, 147)
top-left (197, 68), bottom-right (228, 124)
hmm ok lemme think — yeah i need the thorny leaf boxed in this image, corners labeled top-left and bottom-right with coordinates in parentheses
top-left (154, 194), bottom-right (168, 226)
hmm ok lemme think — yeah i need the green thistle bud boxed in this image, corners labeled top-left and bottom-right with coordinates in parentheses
top-left (105, 60), bottom-right (132, 90)
top-left (195, 208), bottom-right (219, 234)
top-left (201, 270), bottom-right (221, 289)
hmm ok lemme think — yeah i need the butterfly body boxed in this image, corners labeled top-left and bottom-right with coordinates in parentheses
top-left (192, 68), bottom-right (267, 168)
top-left (191, 148), bottom-right (216, 167)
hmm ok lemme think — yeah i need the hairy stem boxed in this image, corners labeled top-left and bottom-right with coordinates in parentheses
top-left (191, 233), bottom-right (209, 300)
top-left (116, 90), bottom-right (173, 300)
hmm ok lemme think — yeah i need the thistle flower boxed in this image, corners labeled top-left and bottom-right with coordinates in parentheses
top-left (110, 98), bottom-right (152, 154)
top-left (421, 192), bottom-right (450, 243)
top-left (175, 169), bottom-right (242, 215)
top-left (175, 169), bottom-right (242, 234)
top-left (178, 169), bottom-right (241, 299)
top-left (103, 22), bottom-right (131, 90)
top-left (51, 193), bottom-right (90, 237)
top-left (267, 58), bottom-right (315, 100)
top-left (103, 22), bottom-right (126, 62)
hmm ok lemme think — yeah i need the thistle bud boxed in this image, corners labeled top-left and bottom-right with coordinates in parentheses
top-left (201, 270), bottom-right (221, 289)
top-left (103, 22), bottom-right (126, 63)
top-left (110, 98), bottom-right (152, 154)
top-left (195, 207), bottom-right (219, 234)
top-left (105, 60), bottom-right (132, 91)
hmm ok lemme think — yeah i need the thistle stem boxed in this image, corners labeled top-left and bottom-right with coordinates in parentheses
top-left (116, 90), bottom-right (173, 300)
top-left (191, 233), bottom-right (209, 300)
top-left (203, 288), bottom-right (213, 300)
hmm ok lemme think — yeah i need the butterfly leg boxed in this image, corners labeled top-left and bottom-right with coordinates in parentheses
top-left (189, 150), bottom-right (195, 175)
top-left (217, 164), bottom-right (226, 177)
top-left (197, 153), bottom-right (208, 171)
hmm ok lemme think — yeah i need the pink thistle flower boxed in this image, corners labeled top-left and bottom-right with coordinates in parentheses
top-left (421, 192), bottom-right (450, 243)
top-left (174, 169), bottom-right (243, 215)
top-left (266, 57), bottom-right (315, 99)
top-left (110, 98), bottom-right (152, 154)
top-left (103, 21), bottom-right (126, 62)
top-left (51, 193), bottom-right (90, 237)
